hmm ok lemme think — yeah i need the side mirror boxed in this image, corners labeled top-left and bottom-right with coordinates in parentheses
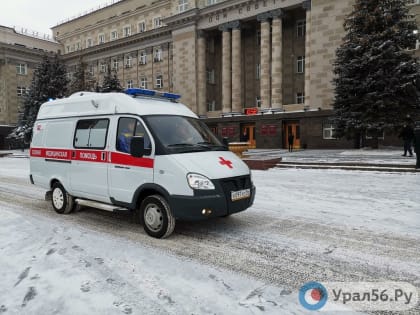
top-left (130, 136), bottom-right (151, 158)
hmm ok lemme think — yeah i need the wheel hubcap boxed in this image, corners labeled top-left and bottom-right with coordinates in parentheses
top-left (52, 188), bottom-right (64, 209)
top-left (144, 203), bottom-right (162, 232)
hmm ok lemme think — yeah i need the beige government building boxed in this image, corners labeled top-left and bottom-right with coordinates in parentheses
top-left (1, 0), bottom-right (420, 149)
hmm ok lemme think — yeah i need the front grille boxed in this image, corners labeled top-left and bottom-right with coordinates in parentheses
top-left (220, 175), bottom-right (252, 213)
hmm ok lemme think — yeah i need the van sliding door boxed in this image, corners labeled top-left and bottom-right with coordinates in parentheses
top-left (71, 118), bottom-right (110, 202)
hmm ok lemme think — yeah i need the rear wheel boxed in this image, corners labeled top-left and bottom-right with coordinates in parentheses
top-left (139, 195), bottom-right (175, 238)
top-left (51, 182), bottom-right (74, 214)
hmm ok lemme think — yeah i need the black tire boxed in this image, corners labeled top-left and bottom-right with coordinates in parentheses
top-left (51, 182), bottom-right (75, 214)
top-left (139, 195), bottom-right (175, 239)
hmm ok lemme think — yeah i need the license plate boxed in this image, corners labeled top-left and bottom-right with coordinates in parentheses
top-left (231, 188), bottom-right (251, 201)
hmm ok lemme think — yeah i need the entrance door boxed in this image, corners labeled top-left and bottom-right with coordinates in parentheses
top-left (283, 122), bottom-right (301, 149)
top-left (241, 124), bottom-right (256, 148)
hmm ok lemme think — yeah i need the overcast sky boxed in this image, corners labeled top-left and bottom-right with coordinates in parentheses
top-left (0, 0), bottom-right (112, 37)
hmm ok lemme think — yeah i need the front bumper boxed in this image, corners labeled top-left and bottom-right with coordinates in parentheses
top-left (169, 175), bottom-right (255, 221)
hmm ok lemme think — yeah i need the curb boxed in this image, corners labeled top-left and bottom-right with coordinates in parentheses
top-left (275, 163), bottom-right (419, 173)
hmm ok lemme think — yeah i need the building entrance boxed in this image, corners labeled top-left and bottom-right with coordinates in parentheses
top-left (241, 124), bottom-right (256, 149)
top-left (283, 121), bottom-right (300, 150)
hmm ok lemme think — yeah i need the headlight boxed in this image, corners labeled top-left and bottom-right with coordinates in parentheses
top-left (187, 173), bottom-right (215, 190)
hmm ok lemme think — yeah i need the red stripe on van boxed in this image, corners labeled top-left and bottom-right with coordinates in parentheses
top-left (73, 149), bottom-right (108, 163)
top-left (30, 147), bottom-right (154, 168)
top-left (30, 148), bottom-right (71, 160)
top-left (111, 152), bottom-right (154, 168)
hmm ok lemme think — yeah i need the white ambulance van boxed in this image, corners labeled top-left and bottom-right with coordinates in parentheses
top-left (30, 89), bottom-right (255, 238)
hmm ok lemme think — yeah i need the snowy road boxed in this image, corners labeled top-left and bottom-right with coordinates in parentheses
top-left (0, 157), bottom-right (419, 314)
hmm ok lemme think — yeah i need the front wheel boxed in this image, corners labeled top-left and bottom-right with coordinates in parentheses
top-left (139, 195), bottom-right (175, 238)
top-left (51, 182), bottom-right (75, 214)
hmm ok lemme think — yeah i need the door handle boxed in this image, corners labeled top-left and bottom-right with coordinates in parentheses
top-left (115, 165), bottom-right (130, 170)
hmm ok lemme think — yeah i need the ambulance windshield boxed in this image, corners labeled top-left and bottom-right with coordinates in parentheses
top-left (144, 116), bottom-right (227, 153)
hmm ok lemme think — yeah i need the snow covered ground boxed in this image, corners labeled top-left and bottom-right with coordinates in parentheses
top-left (0, 156), bottom-right (419, 314)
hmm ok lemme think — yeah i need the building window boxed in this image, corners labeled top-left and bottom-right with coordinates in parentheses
top-left (207, 37), bottom-right (215, 53)
top-left (407, 0), bottom-right (420, 5)
top-left (178, 0), bottom-right (189, 12)
top-left (366, 128), bottom-right (385, 140)
top-left (296, 20), bottom-right (306, 38)
top-left (100, 63), bottom-right (107, 73)
top-left (75, 42), bottom-right (81, 51)
top-left (206, 69), bottom-right (215, 84)
top-left (98, 33), bottom-right (105, 44)
top-left (86, 38), bottom-right (93, 48)
top-left (17, 86), bottom-right (27, 97)
top-left (256, 31), bottom-right (261, 46)
top-left (296, 92), bottom-right (305, 104)
top-left (140, 77), bottom-right (147, 89)
top-left (125, 56), bottom-right (132, 68)
top-left (256, 64), bottom-right (261, 80)
top-left (256, 96), bottom-right (261, 108)
top-left (138, 21), bottom-right (146, 33)
top-left (110, 30), bottom-right (118, 41)
top-left (139, 50), bottom-right (147, 64)
top-left (207, 0), bottom-right (218, 5)
top-left (155, 75), bottom-right (163, 89)
top-left (323, 122), bottom-right (337, 139)
top-left (88, 65), bottom-right (94, 75)
top-left (16, 64), bottom-right (27, 75)
top-left (112, 58), bottom-right (119, 71)
top-left (153, 17), bottom-right (162, 29)
top-left (123, 25), bottom-right (131, 37)
top-left (297, 56), bottom-right (305, 73)
top-left (154, 47), bottom-right (162, 62)
top-left (207, 100), bottom-right (216, 112)
top-left (66, 45), bottom-right (71, 53)
top-left (127, 80), bottom-right (133, 89)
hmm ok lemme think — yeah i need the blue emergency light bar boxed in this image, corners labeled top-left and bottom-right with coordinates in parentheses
top-left (125, 88), bottom-right (181, 100)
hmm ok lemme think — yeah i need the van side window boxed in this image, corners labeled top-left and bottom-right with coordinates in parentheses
top-left (116, 117), bottom-right (150, 154)
top-left (74, 119), bottom-right (109, 149)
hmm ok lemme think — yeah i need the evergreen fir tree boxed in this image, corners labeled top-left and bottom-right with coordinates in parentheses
top-left (100, 65), bottom-right (123, 92)
top-left (7, 54), bottom-right (69, 144)
top-left (333, 0), bottom-right (420, 144)
top-left (68, 59), bottom-right (96, 95)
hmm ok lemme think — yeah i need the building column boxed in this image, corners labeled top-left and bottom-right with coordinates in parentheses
top-left (221, 25), bottom-right (232, 113)
top-left (271, 12), bottom-right (283, 109)
top-left (258, 14), bottom-right (271, 108)
top-left (197, 31), bottom-right (207, 116)
top-left (231, 21), bottom-right (242, 113)
top-left (303, 0), bottom-right (311, 107)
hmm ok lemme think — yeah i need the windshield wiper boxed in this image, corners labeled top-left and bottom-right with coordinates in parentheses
top-left (196, 142), bottom-right (228, 150)
top-left (167, 143), bottom-right (195, 147)
top-left (167, 143), bottom-right (207, 152)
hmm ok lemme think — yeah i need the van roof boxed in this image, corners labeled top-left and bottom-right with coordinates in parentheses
top-left (36, 92), bottom-right (197, 120)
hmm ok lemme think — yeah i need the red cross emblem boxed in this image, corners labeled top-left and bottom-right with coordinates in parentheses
top-left (219, 157), bottom-right (233, 169)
